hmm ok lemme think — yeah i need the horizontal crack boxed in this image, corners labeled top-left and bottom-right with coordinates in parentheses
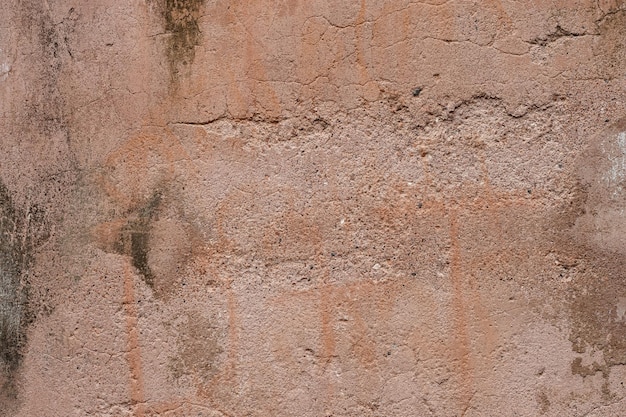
top-left (527, 25), bottom-right (588, 46)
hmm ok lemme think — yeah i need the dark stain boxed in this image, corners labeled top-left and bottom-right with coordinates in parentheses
top-left (537, 390), bottom-right (550, 414)
top-left (169, 311), bottom-right (224, 384)
top-left (114, 192), bottom-right (162, 288)
top-left (549, 228), bottom-right (626, 400)
top-left (156, 0), bottom-right (206, 83)
top-left (0, 184), bottom-right (24, 380)
top-left (567, 253), bottom-right (626, 398)
top-left (19, 3), bottom-right (76, 136)
top-left (0, 181), bottom-right (47, 410)
top-left (571, 357), bottom-right (604, 377)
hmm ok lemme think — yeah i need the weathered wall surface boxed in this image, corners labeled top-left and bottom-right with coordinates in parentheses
top-left (1, 0), bottom-right (626, 416)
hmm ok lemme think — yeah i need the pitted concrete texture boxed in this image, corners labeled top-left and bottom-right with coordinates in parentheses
top-left (1, 1), bottom-right (626, 416)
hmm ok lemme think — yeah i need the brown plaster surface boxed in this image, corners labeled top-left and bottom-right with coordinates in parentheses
top-left (2, 0), bottom-right (626, 415)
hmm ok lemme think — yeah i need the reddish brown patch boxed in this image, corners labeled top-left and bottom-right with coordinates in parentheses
top-left (91, 218), bottom-right (126, 252)
top-left (123, 264), bottom-right (146, 417)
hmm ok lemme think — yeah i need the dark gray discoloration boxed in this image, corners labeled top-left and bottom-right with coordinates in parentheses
top-left (154, 0), bottom-right (206, 83)
top-left (114, 192), bottom-right (162, 288)
top-left (0, 182), bottom-right (47, 408)
top-left (19, 2), bottom-right (76, 139)
top-left (0, 183), bottom-right (26, 386)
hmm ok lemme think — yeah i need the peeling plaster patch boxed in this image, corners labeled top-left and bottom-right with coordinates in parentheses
top-left (562, 121), bottom-right (626, 400)
top-left (575, 123), bottom-right (626, 255)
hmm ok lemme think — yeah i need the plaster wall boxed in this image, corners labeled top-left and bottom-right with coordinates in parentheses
top-left (1, 1), bottom-right (626, 416)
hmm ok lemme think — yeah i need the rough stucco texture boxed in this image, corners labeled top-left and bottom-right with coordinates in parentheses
top-left (1, 1), bottom-right (626, 416)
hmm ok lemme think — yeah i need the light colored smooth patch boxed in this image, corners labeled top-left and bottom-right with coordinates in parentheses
top-left (602, 131), bottom-right (626, 196)
top-left (0, 48), bottom-right (10, 81)
top-left (617, 297), bottom-right (626, 322)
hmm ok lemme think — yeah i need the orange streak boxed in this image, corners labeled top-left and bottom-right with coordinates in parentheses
top-left (449, 208), bottom-right (474, 413)
top-left (123, 264), bottom-right (145, 417)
